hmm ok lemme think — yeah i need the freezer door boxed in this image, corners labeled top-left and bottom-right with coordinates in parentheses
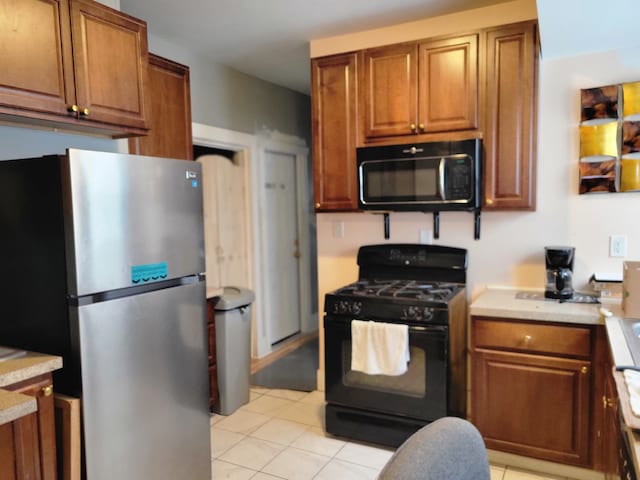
top-left (72, 281), bottom-right (211, 480)
top-left (62, 149), bottom-right (205, 296)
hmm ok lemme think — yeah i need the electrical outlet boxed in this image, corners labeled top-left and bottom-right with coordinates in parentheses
top-left (610, 234), bottom-right (628, 257)
top-left (332, 221), bottom-right (344, 239)
top-left (419, 229), bottom-right (432, 244)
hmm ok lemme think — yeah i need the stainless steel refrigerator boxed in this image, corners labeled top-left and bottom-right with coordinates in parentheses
top-left (0, 149), bottom-right (211, 480)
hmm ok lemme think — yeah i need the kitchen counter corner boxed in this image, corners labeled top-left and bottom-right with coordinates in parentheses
top-left (470, 287), bottom-right (603, 325)
top-left (0, 351), bottom-right (63, 388)
top-left (0, 349), bottom-right (62, 425)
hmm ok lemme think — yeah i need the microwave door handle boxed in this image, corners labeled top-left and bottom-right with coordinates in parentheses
top-left (438, 158), bottom-right (446, 200)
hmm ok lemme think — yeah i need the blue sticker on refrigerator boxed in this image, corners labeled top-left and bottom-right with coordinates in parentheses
top-left (131, 262), bottom-right (168, 284)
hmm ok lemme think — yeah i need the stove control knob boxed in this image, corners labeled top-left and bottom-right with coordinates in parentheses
top-left (423, 308), bottom-right (434, 321)
top-left (351, 301), bottom-right (362, 315)
top-left (338, 301), bottom-right (349, 314)
top-left (407, 306), bottom-right (417, 319)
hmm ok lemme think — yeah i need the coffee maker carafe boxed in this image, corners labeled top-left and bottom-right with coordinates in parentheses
top-left (544, 246), bottom-right (575, 300)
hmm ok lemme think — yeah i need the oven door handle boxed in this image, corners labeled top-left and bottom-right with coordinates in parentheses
top-left (407, 324), bottom-right (446, 334)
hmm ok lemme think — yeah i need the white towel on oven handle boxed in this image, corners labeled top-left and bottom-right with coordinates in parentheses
top-left (351, 320), bottom-right (410, 376)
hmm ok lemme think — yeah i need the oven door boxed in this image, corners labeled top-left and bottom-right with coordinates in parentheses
top-left (324, 315), bottom-right (448, 421)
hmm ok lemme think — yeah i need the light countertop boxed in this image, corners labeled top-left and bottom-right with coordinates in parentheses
top-left (470, 286), bottom-right (607, 325)
top-left (0, 350), bottom-right (62, 425)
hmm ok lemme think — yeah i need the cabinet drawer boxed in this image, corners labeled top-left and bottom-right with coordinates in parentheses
top-left (473, 317), bottom-right (591, 358)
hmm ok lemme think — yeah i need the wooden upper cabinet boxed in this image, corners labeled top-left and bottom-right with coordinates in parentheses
top-left (69, 0), bottom-right (148, 130)
top-left (0, 0), bottom-right (73, 115)
top-left (361, 43), bottom-right (417, 139)
top-left (482, 20), bottom-right (538, 210)
top-left (361, 34), bottom-right (478, 141)
top-left (419, 34), bottom-right (478, 133)
top-left (311, 53), bottom-right (359, 211)
top-left (129, 54), bottom-right (193, 160)
top-left (0, 0), bottom-right (148, 137)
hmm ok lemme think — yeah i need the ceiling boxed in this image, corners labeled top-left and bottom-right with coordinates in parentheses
top-left (119, 0), bottom-right (640, 96)
top-left (119, 0), bottom-right (512, 95)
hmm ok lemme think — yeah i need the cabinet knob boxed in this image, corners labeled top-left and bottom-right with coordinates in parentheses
top-left (315, 202), bottom-right (321, 208)
top-left (410, 123), bottom-right (417, 132)
top-left (68, 104), bottom-right (79, 114)
top-left (485, 198), bottom-right (494, 206)
top-left (523, 334), bottom-right (532, 344)
top-left (418, 123), bottom-right (425, 132)
top-left (42, 385), bottom-right (53, 397)
top-left (80, 107), bottom-right (90, 117)
top-left (581, 366), bottom-right (589, 374)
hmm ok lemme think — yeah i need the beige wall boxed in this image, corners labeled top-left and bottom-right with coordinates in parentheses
top-left (311, 0), bottom-right (640, 385)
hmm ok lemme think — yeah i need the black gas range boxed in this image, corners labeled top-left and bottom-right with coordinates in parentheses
top-left (324, 244), bottom-right (468, 447)
top-left (325, 279), bottom-right (465, 324)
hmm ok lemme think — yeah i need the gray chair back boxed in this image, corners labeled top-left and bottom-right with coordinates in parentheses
top-left (378, 417), bottom-right (490, 480)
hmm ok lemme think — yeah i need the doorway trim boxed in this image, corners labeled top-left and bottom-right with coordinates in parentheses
top-left (192, 123), bottom-right (312, 358)
top-left (255, 130), bottom-right (313, 352)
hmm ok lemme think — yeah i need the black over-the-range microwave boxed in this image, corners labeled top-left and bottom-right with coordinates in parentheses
top-left (357, 138), bottom-right (482, 212)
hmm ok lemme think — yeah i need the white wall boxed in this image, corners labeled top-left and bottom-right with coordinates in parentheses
top-left (313, 2), bottom-right (640, 383)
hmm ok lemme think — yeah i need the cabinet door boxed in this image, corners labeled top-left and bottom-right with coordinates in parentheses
top-left (311, 53), bottom-right (359, 211)
top-left (0, 413), bottom-right (42, 480)
top-left (482, 21), bottom-right (538, 210)
top-left (129, 54), bottom-right (193, 160)
top-left (0, 0), bottom-right (75, 116)
top-left (361, 43), bottom-right (418, 139)
top-left (69, 0), bottom-right (148, 129)
top-left (602, 367), bottom-right (620, 478)
top-left (5, 374), bottom-right (57, 480)
top-left (473, 349), bottom-right (591, 466)
top-left (418, 34), bottom-right (478, 133)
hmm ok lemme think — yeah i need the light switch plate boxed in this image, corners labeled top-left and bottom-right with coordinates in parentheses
top-left (610, 234), bottom-right (628, 257)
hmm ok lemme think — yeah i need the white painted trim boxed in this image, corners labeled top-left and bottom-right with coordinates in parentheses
top-left (192, 123), bottom-right (312, 359)
top-left (192, 123), bottom-right (262, 357)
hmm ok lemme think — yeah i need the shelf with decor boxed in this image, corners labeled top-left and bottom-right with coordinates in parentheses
top-left (579, 81), bottom-right (640, 194)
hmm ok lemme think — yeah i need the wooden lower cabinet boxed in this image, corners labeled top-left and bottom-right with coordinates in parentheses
top-left (602, 359), bottom-right (620, 478)
top-left (471, 317), bottom-right (606, 468)
top-left (0, 373), bottom-right (57, 480)
top-left (473, 348), bottom-right (591, 465)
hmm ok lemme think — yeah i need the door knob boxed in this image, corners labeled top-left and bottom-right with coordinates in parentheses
top-left (293, 250), bottom-right (301, 258)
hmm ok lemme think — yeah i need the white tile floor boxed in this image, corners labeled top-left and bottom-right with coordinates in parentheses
top-left (211, 387), bottom-right (583, 480)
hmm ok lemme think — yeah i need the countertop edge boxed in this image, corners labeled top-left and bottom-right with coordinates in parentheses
top-left (0, 389), bottom-right (37, 425)
top-left (469, 287), bottom-right (604, 325)
top-left (0, 353), bottom-right (63, 388)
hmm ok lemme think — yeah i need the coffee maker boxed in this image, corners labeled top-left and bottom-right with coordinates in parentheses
top-left (544, 246), bottom-right (575, 300)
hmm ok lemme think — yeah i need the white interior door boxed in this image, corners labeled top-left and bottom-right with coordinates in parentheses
top-left (263, 150), bottom-right (301, 345)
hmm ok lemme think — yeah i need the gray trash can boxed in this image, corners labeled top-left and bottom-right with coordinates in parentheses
top-left (213, 286), bottom-right (255, 415)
